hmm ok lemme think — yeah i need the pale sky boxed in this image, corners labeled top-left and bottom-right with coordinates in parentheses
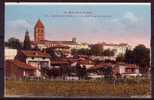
top-left (5, 3), bottom-right (151, 48)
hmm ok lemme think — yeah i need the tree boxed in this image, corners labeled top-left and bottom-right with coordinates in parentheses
top-left (90, 44), bottom-right (103, 56)
top-left (71, 49), bottom-right (77, 55)
top-left (116, 54), bottom-right (125, 62)
top-left (76, 63), bottom-right (82, 80)
top-left (23, 30), bottom-right (31, 50)
top-left (71, 48), bottom-right (91, 56)
top-left (103, 67), bottom-right (113, 79)
top-left (7, 37), bottom-right (22, 49)
top-left (103, 49), bottom-right (115, 57)
top-left (133, 44), bottom-right (150, 74)
top-left (80, 65), bottom-right (88, 79)
top-left (45, 48), bottom-right (58, 59)
top-left (124, 49), bottom-right (135, 64)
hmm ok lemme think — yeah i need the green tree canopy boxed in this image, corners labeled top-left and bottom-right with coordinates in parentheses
top-left (124, 49), bottom-right (135, 64)
top-left (90, 44), bottom-right (103, 56)
top-left (124, 44), bottom-right (150, 74)
top-left (103, 49), bottom-right (115, 57)
top-left (7, 37), bottom-right (22, 49)
top-left (71, 48), bottom-right (91, 56)
top-left (116, 53), bottom-right (125, 62)
top-left (133, 44), bottom-right (150, 74)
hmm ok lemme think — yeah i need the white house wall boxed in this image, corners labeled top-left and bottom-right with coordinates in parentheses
top-left (26, 57), bottom-right (50, 67)
top-left (103, 45), bottom-right (129, 57)
top-left (5, 48), bottom-right (17, 60)
top-left (119, 65), bottom-right (126, 74)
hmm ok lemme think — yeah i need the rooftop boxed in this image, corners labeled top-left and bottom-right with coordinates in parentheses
top-left (19, 50), bottom-right (50, 58)
top-left (6, 60), bottom-right (36, 70)
top-left (101, 42), bottom-right (128, 47)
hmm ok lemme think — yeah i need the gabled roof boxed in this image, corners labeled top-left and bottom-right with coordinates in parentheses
top-left (50, 60), bottom-right (69, 65)
top-left (6, 60), bottom-right (36, 70)
top-left (44, 40), bottom-right (77, 45)
top-left (19, 50), bottom-right (50, 58)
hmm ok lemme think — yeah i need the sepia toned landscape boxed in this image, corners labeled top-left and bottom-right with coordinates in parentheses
top-left (5, 3), bottom-right (151, 97)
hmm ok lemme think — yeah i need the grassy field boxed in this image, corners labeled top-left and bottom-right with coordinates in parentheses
top-left (5, 79), bottom-right (151, 97)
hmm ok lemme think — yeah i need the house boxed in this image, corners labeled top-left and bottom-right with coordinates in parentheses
top-left (15, 50), bottom-right (51, 77)
top-left (87, 63), bottom-right (113, 78)
top-left (70, 59), bottom-right (94, 69)
top-left (5, 60), bottom-right (36, 80)
top-left (102, 42), bottom-right (131, 57)
top-left (113, 63), bottom-right (142, 78)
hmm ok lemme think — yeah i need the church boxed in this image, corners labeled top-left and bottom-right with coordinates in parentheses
top-left (31, 19), bottom-right (90, 52)
top-left (30, 19), bottom-right (129, 58)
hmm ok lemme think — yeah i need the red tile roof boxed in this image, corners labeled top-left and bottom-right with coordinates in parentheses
top-left (68, 58), bottom-right (80, 63)
top-left (88, 63), bottom-right (112, 70)
top-left (6, 60), bottom-right (36, 70)
top-left (50, 60), bottom-right (69, 64)
top-left (78, 60), bottom-right (94, 65)
top-left (20, 50), bottom-right (50, 58)
top-left (50, 45), bottom-right (70, 49)
top-left (118, 63), bottom-right (138, 69)
top-left (44, 40), bottom-right (77, 45)
top-left (95, 63), bottom-right (112, 68)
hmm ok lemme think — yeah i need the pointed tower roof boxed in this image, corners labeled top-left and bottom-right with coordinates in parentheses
top-left (25, 29), bottom-right (29, 35)
top-left (24, 29), bottom-right (30, 41)
top-left (34, 19), bottom-right (44, 28)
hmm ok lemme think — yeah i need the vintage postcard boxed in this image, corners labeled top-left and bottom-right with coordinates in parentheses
top-left (4, 3), bottom-right (151, 98)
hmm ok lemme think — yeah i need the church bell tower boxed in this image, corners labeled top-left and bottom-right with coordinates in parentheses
top-left (34, 19), bottom-right (45, 42)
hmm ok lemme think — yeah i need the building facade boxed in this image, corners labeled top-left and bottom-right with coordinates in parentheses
top-left (15, 50), bottom-right (51, 77)
top-left (5, 60), bottom-right (36, 80)
top-left (113, 63), bottom-right (141, 77)
top-left (32, 19), bottom-right (90, 51)
top-left (102, 42), bottom-right (131, 57)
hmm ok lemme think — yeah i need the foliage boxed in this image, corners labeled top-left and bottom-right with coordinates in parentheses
top-left (116, 54), bottom-right (125, 62)
top-left (124, 49), bottom-right (135, 64)
top-left (45, 48), bottom-right (58, 59)
top-left (6, 37), bottom-right (22, 49)
top-left (103, 49), bottom-right (115, 57)
top-left (133, 45), bottom-right (150, 74)
top-left (75, 63), bottom-right (88, 80)
top-left (90, 44), bottom-right (103, 56)
top-left (71, 48), bottom-right (91, 56)
top-left (124, 44), bottom-right (150, 74)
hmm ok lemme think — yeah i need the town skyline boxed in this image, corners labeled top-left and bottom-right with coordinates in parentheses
top-left (5, 3), bottom-right (150, 48)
